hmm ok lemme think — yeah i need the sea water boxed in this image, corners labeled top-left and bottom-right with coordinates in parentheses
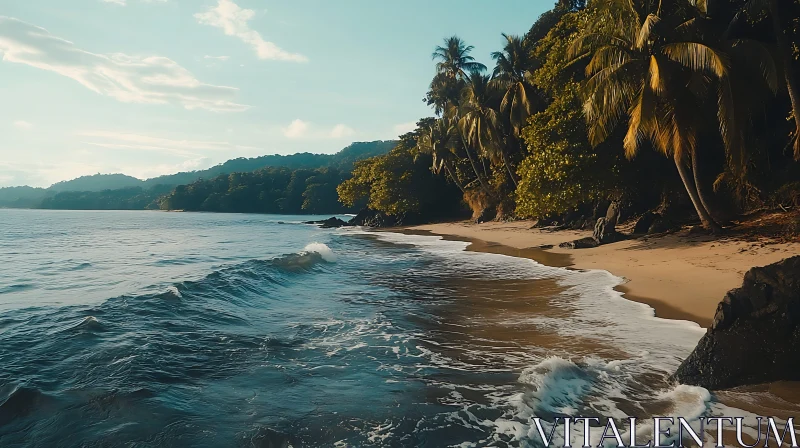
top-left (0, 210), bottom-right (782, 447)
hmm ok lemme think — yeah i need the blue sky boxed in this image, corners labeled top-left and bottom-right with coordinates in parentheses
top-left (1, 0), bottom-right (550, 187)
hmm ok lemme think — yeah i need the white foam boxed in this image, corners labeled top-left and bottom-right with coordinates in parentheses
top-left (351, 228), bottom-right (761, 445)
top-left (303, 242), bottom-right (337, 263)
top-left (519, 357), bottom-right (593, 415)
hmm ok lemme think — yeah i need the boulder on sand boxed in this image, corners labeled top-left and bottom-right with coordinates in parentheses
top-left (592, 217), bottom-right (624, 244)
top-left (559, 237), bottom-right (599, 249)
top-left (633, 211), bottom-right (659, 234)
top-left (559, 202), bottom-right (625, 249)
top-left (673, 256), bottom-right (800, 389)
top-left (348, 208), bottom-right (398, 227)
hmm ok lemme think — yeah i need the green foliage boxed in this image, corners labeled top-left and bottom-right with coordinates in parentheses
top-left (160, 167), bottom-right (351, 214)
top-left (39, 185), bottom-right (173, 210)
top-left (515, 9), bottom-right (611, 219)
top-left (516, 83), bottom-right (603, 218)
top-left (142, 140), bottom-right (395, 188)
top-left (530, 11), bottom-right (587, 97)
top-left (48, 174), bottom-right (143, 192)
top-left (0, 186), bottom-right (49, 208)
top-left (17, 0), bottom-right (800, 223)
top-left (338, 136), bottom-right (464, 217)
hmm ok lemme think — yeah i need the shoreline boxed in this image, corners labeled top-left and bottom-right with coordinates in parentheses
top-left (390, 220), bottom-right (800, 328)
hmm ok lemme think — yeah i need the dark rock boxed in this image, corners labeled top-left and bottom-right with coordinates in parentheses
top-left (474, 207), bottom-right (494, 224)
top-left (305, 217), bottom-right (352, 228)
top-left (592, 199), bottom-right (611, 221)
top-left (648, 215), bottom-right (677, 234)
top-left (532, 217), bottom-right (558, 228)
top-left (559, 237), bottom-right (599, 249)
top-left (349, 209), bottom-right (389, 227)
top-left (538, 244), bottom-right (554, 249)
top-left (673, 256), bottom-right (800, 389)
top-left (592, 217), bottom-right (624, 245)
top-left (633, 212), bottom-right (659, 234)
top-left (687, 225), bottom-right (709, 235)
top-left (604, 201), bottom-right (621, 228)
top-left (348, 208), bottom-right (403, 228)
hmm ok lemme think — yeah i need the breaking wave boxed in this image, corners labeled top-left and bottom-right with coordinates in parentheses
top-left (0, 212), bottom-right (773, 447)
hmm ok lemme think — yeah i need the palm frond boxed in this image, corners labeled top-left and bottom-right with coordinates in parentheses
top-left (568, 32), bottom-right (633, 62)
top-left (730, 39), bottom-right (778, 93)
top-left (586, 45), bottom-right (634, 75)
top-left (662, 42), bottom-right (728, 78)
top-left (636, 14), bottom-right (660, 50)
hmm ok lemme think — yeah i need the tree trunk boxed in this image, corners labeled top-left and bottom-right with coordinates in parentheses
top-left (500, 150), bottom-right (519, 187)
top-left (674, 152), bottom-right (723, 233)
top-left (769, 0), bottom-right (800, 159)
top-left (464, 146), bottom-right (491, 193)
top-left (690, 148), bottom-right (721, 223)
top-left (443, 159), bottom-right (466, 193)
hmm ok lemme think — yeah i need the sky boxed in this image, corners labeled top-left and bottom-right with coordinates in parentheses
top-left (0, 0), bottom-right (550, 187)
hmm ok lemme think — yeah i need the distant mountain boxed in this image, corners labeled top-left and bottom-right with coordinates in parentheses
top-left (0, 186), bottom-right (49, 208)
top-left (140, 140), bottom-right (397, 188)
top-left (48, 174), bottom-right (144, 193)
top-left (0, 140), bottom-right (397, 209)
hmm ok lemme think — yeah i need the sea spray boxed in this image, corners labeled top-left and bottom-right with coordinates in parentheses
top-left (304, 242), bottom-right (337, 263)
top-left (0, 211), bottom-right (782, 446)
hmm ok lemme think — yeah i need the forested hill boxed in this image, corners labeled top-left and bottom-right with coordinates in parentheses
top-left (49, 174), bottom-right (143, 192)
top-left (140, 140), bottom-right (397, 188)
top-left (0, 140), bottom-right (396, 209)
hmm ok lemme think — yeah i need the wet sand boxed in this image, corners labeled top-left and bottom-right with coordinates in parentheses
top-left (388, 221), bottom-right (800, 417)
top-left (398, 221), bottom-right (800, 328)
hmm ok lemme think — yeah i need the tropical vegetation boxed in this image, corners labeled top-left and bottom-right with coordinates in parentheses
top-left (341, 0), bottom-right (800, 232)
top-left (160, 167), bottom-right (355, 214)
top-left (0, 142), bottom-right (395, 213)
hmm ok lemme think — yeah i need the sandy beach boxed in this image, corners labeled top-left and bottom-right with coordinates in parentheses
top-left (399, 220), bottom-right (800, 328)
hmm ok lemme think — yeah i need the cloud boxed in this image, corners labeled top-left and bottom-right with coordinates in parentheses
top-left (204, 55), bottom-right (230, 61)
top-left (0, 16), bottom-right (249, 112)
top-left (329, 124), bottom-right (355, 139)
top-left (126, 156), bottom-right (214, 180)
top-left (0, 160), bottom-right (106, 188)
top-left (0, 155), bottom-right (214, 188)
top-left (282, 120), bottom-right (356, 140)
top-left (77, 130), bottom-right (260, 157)
top-left (13, 120), bottom-right (33, 130)
top-left (393, 122), bottom-right (417, 135)
top-left (195, 0), bottom-right (307, 62)
top-left (283, 119), bottom-right (309, 139)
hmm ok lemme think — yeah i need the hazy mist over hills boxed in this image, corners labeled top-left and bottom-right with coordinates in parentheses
top-left (0, 141), bottom-right (396, 208)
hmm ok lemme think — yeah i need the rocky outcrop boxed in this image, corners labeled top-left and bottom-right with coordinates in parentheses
top-left (347, 208), bottom-right (396, 227)
top-left (605, 201), bottom-right (620, 228)
top-left (346, 208), bottom-right (425, 227)
top-left (559, 237), bottom-right (599, 249)
top-left (648, 214), bottom-right (678, 233)
top-left (305, 217), bottom-right (352, 228)
top-left (560, 202), bottom-right (625, 249)
top-left (633, 212), bottom-right (659, 234)
top-left (593, 217), bottom-right (624, 244)
top-left (673, 256), bottom-right (800, 389)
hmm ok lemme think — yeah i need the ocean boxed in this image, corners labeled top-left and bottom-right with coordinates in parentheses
top-left (0, 210), bottom-right (781, 447)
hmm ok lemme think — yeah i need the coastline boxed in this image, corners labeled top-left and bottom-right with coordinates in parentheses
top-left (391, 220), bottom-right (800, 328)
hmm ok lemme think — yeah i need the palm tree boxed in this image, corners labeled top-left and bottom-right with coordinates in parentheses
top-left (458, 71), bottom-right (520, 186)
top-left (725, 0), bottom-right (800, 159)
top-left (426, 72), bottom-right (463, 116)
top-left (416, 118), bottom-right (466, 192)
top-left (491, 34), bottom-right (541, 139)
top-left (432, 36), bottom-right (488, 80)
top-left (428, 36), bottom-right (487, 117)
top-left (570, 0), bottom-right (733, 231)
